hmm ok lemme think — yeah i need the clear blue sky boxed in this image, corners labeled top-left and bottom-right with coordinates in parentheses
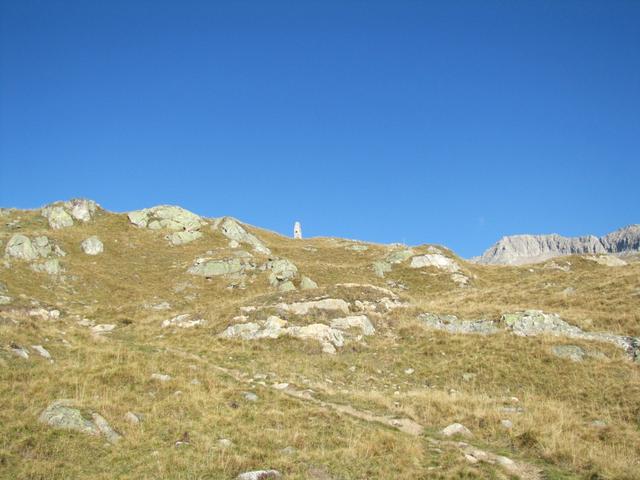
top-left (1, 1), bottom-right (638, 257)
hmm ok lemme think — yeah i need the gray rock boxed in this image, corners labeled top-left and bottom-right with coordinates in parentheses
top-left (217, 217), bottom-right (271, 255)
top-left (11, 344), bottom-right (29, 359)
top-left (31, 259), bottom-right (62, 275)
top-left (372, 261), bottom-right (392, 278)
top-left (275, 298), bottom-right (350, 315)
top-left (5, 234), bottom-right (38, 260)
top-left (410, 253), bottom-right (460, 273)
top-left (92, 412), bottom-right (122, 443)
top-left (188, 257), bottom-right (254, 277)
top-left (125, 411), bottom-right (142, 424)
top-left (478, 224), bottom-right (640, 265)
top-left (300, 276), bottom-right (318, 290)
top-left (127, 205), bottom-right (204, 231)
top-left (441, 423), bottom-right (472, 437)
top-left (166, 231), bottom-right (203, 245)
top-left (162, 314), bottom-right (205, 328)
top-left (502, 310), bottom-right (640, 361)
top-left (500, 419), bottom-right (513, 429)
top-left (218, 438), bottom-right (234, 448)
top-left (330, 315), bottom-right (375, 336)
top-left (236, 471), bottom-right (281, 480)
top-left (31, 345), bottom-right (52, 360)
top-left (65, 199), bottom-right (99, 222)
top-left (264, 258), bottom-right (298, 287)
top-left (151, 373), bottom-right (172, 382)
top-left (243, 392), bottom-right (259, 402)
top-left (551, 345), bottom-right (585, 362)
top-left (41, 205), bottom-right (74, 229)
top-left (81, 236), bottom-right (104, 255)
top-left (418, 313), bottom-right (499, 335)
top-left (38, 400), bottom-right (100, 436)
top-left (277, 280), bottom-right (296, 292)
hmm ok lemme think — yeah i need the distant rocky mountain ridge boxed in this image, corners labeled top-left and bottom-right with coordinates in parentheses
top-left (477, 224), bottom-right (640, 265)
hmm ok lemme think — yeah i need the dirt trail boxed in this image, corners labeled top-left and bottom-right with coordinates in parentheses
top-left (164, 346), bottom-right (543, 479)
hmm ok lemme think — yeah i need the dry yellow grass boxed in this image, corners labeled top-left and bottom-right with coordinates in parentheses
top-left (1, 206), bottom-right (639, 479)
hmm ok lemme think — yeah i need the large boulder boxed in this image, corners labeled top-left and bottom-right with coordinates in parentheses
top-left (410, 253), bottom-right (460, 272)
top-left (5, 235), bottom-right (64, 261)
top-left (127, 205), bottom-right (205, 231)
top-left (39, 400), bottom-right (121, 443)
top-left (418, 313), bottom-right (499, 335)
top-left (5, 234), bottom-right (38, 260)
top-left (41, 199), bottom-right (100, 229)
top-left (39, 400), bottom-right (99, 436)
top-left (81, 236), bottom-right (104, 255)
top-left (215, 217), bottom-right (271, 255)
top-left (264, 258), bottom-right (298, 289)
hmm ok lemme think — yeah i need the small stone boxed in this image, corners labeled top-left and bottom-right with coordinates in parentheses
top-left (281, 446), bottom-right (296, 455)
top-left (11, 344), bottom-right (29, 359)
top-left (500, 419), bottom-right (513, 429)
top-left (404, 368), bottom-right (414, 375)
top-left (272, 383), bottom-right (289, 390)
top-left (91, 324), bottom-right (116, 335)
top-left (92, 413), bottom-right (122, 444)
top-left (218, 438), bottom-right (234, 448)
top-left (236, 471), bottom-right (281, 480)
top-left (441, 423), bottom-right (472, 437)
top-left (300, 276), bottom-right (318, 290)
top-left (125, 412), bottom-right (142, 425)
top-left (31, 345), bottom-right (52, 360)
top-left (243, 392), bottom-right (259, 402)
top-left (151, 373), bottom-right (172, 382)
top-left (462, 373), bottom-right (476, 381)
top-left (464, 454), bottom-right (478, 464)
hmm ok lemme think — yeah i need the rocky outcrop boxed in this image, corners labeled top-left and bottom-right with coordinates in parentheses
top-left (187, 256), bottom-right (255, 277)
top-left (39, 400), bottom-right (121, 443)
top-left (41, 199), bottom-right (100, 229)
top-left (127, 205), bottom-right (205, 232)
top-left (477, 225), bottom-right (640, 265)
top-left (219, 313), bottom-right (374, 354)
top-left (419, 310), bottom-right (639, 362)
top-left (214, 217), bottom-right (271, 255)
top-left (263, 258), bottom-right (298, 291)
top-left (5, 235), bottom-right (65, 275)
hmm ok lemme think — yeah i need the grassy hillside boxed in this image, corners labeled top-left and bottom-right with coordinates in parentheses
top-left (1, 203), bottom-right (639, 479)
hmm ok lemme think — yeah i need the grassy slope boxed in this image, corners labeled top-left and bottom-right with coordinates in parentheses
top-left (1, 207), bottom-right (639, 479)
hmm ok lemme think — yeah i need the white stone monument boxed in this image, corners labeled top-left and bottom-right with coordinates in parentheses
top-left (293, 221), bottom-right (302, 239)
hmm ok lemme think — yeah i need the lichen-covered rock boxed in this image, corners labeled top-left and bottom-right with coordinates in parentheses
top-left (216, 217), bottom-right (271, 254)
top-left (275, 298), bottom-right (350, 316)
top-left (236, 471), bottom-right (281, 480)
top-left (41, 199), bottom-right (99, 228)
top-left (162, 313), bottom-right (205, 328)
top-left (277, 281), bottom-right (296, 292)
top-left (264, 258), bottom-right (298, 288)
top-left (166, 231), bottom-right (203, 245)
top-left (81, 236), bottom-right (104, 255)
top-left (41, 206), bottom-right (74, 229)
top-left (5, 234), bottom-right (38, 260)
top-left (330, 315), bottom-right (375, 336)
top-left (38, 400), bottom-right (100, 436)
top-left (188, 257), bottom-right (255, 277)
top-left (286, 324), bottom-right (345, 354)
top-left (410, 253), bottom-right (460, 272)
top-left (551, 345), bottom-right (585, 362)
top-left (372, 249), bottom-right (414, 277)
top-left (5, 235), bottom-right (63, 261)
top-left (300, 276), bottom-right (318, 290)
top-left (584, 255), bottom-right (627, 267)
top-left (418, 313), bottom-right (499, 335)
top-left (31, 259), bottom-right (62, 275)
top-left (441, 422), bottom-right (472, 437)
top-left (127, 205), bottom-right (204, 231)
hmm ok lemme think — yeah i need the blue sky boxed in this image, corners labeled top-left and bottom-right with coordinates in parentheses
top-left (1, 1), bottom-right (638, 257)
